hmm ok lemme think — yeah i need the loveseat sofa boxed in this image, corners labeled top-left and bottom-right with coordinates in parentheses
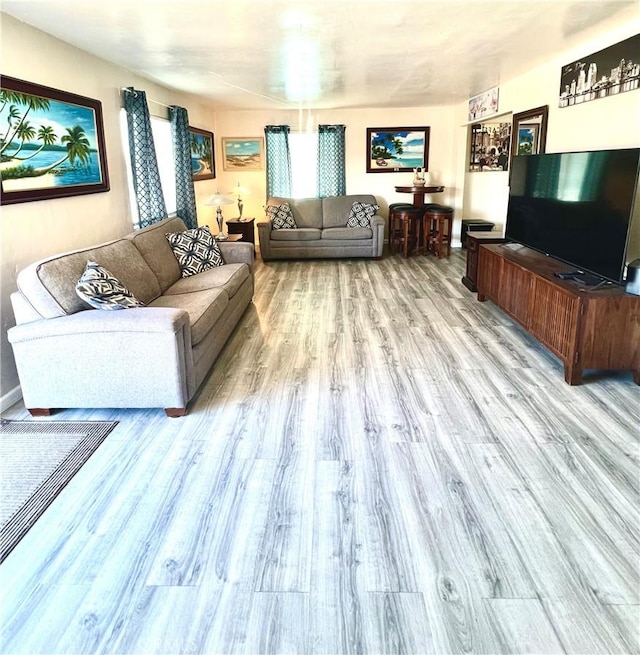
top-left (257, 194), bottom-right (384, 260)
top-left (8, 217), bottom-right (254, 417)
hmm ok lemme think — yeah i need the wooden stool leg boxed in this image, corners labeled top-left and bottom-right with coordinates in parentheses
top-left (445, 216), bottom-right (452, 257)
top-left (402, 217), bottom-right (410, 258)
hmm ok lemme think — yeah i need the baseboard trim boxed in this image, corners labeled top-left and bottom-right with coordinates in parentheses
top-left (1, 385), bottom-right (22, 413)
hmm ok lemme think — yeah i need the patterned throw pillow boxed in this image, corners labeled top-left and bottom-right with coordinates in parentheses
top-left (75, 261), bottom-right (143, 310)
top-left (166, 225), bottom-right (224, 278)
top-left (267, 203), bottom-right (297, 230)
top-left (347, 201), bottom-right (379, 228)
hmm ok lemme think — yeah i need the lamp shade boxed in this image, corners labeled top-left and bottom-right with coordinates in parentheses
top-left (228, 183), bottom-right (251, 198)
top-left (204, 192), bottom-right (235, 207)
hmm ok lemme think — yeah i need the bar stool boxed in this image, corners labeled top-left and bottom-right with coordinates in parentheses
top-left (390, 206), bottom-right (425, 257)
top-left (425, 206), bottom-right (454, 258)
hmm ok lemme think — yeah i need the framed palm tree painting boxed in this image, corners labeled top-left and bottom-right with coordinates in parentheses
top-left (189, 127), bottom-right (215, 181)
top-left (0, 76), bottom-right (109, 205)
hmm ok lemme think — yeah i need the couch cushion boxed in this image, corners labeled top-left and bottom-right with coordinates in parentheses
top-left (271, 228), bottom-right (322, 241)
top-left (75, 261), bottom-right (144, 310)
top-left (267, 203), bottom-right (297, 230)
top-left (347, 201), bottom-right (379, 227)
top-left (322, 194), bottom-right (378, 228)
top-left (166, 225), bottom-right (224, 278)
top-left (149, 288), bottom-right (229, 346)
top-left (267, 197), bottom-right (322, 229)
top-left (17, 239), bottom-right (161, 318)
top-left (164, 263), bottom-right (250, 299)
top-left (126, 217), bottom-right (186, 292)
top-left (321, 226), bottom-right (373, 240)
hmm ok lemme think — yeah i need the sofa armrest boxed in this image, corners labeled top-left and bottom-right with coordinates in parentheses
top-left (256, 221), bottom-right (273, 261)
top-left (7, 307), bottom-right (189, 341)
top-left (219, 240), bottom-right (254, 270)
top-left (7, 308), bottom-right (195, 410)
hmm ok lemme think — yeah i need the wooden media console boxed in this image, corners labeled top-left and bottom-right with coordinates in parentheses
top-left (476, 243), bottom-right (640, 385)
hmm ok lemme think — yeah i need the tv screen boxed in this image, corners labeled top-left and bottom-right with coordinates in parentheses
top-left (506, 148), bottom-right (640, 284)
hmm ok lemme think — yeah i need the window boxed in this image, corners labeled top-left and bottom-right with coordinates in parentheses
top-left (289, 131), bottom-right (318, 198)
top-left (120, 110), bottom-right (177, 222)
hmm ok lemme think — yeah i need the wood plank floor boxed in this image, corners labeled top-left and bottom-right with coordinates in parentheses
top-left (1, 249), bottom-right (639, 655)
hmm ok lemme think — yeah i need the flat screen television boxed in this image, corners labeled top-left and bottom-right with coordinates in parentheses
top-left (506, 147), bottom-right (640, 285)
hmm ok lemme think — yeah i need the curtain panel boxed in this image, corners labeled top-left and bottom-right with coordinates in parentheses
top-left (123, 87), bottom-right (167, 228)
top-left (265, 125), bottom-right (292, 198)
top-left (317, 124), bottom-right (346, 197)
top-left (169, 106), bottom-right (198, 229)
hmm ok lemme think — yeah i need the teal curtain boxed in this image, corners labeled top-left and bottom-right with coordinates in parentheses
top-left (317, 124), bottom-right (346, 197)
top-left (124, 87), bottom-right (167, 228)
top-left (169, 105), bottom-right (198, 229)
top-left (265, 125), bottom-right (292, 198)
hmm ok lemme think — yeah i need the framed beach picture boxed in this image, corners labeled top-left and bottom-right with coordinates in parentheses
top-left (0, 76), bottom-right (109, 205)
top-left (510, 106), bottom-right (548, 157)
top-left (189, 127), bottom-right (215, 181)
top-left (222, 137), bottom-right (264, 171)
top-left (366, 127), bottom-right (430, 173)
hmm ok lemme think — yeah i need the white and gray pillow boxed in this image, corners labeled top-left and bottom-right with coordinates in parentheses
top-left (166, 225), bottom-right (224, 278)
top-left (267, 203), bottom-right (297, 229)
top-left (75, 260), bottom-right (143, 310)
top-left (347, 201), bottom-right (379, 228)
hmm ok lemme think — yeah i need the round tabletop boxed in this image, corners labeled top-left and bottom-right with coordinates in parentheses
top-left (394, 186), bottom-right (444, 193)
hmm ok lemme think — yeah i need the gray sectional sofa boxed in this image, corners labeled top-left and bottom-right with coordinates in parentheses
top-left (8, 217), bottom-right (254, 417)
top-left (257, 194), bottom-right (384, 260)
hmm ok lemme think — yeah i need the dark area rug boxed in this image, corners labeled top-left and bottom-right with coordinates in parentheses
top-left (0, 420), bottom-right (118, 563)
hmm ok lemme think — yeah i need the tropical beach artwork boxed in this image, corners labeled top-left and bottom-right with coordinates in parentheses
top-left (222, 137), bottom-right (264, 171)
top-left (1, 76), bottom-right (109, 205)
top-left (366, 127), bottom-right (430, 173)
top-left (189, 127), bottom-right (215, 181)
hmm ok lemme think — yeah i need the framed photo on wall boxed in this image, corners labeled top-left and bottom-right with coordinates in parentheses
top-left (189, 127), bottom-right (215, 181)
top-left (510, 106), bottom-right (548, 158)
top-left (366, 126), bottom-right (430, 173)
top-left (0, 75), bottom-right (110, 205)
top-left (222, 137), bottom-right (264, 171)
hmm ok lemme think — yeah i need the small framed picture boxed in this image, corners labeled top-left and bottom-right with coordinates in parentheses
top-left (366, 127), bottom-right (430, 173)
top-left (468, 87), bottom-right (499, 122)
top-left (222, 137), bottom-right (265, 171)
top-left (189, 127), bottom-right (215, 181)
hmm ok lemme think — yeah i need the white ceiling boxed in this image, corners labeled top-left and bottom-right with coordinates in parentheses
top-left (2, 1), bottom-right (638, 110)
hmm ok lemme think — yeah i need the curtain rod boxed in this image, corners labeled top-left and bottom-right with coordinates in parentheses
top-left (121, 87), bottom-right (172, 109)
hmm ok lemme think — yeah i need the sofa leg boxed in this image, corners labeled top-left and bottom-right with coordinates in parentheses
top-left (165, 407), bottom-right (187, 418)
top-left (28, 408), bottom-right (53, 417)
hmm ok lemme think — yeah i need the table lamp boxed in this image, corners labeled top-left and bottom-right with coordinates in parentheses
top-left (228, 183), bottom-right (251, 221)
top-left (204, 191), bottom-right (235, 239)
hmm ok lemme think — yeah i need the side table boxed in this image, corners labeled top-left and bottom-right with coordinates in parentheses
top-left (226, 218), bottom-right (255, 252)
top-left (461, 219), bottom-right (496, 248)
top-left (462, 232), bottom-right (506, 292)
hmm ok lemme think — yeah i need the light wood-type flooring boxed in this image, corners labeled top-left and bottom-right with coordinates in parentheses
top-left (1, 249), bottom-right (639, 655)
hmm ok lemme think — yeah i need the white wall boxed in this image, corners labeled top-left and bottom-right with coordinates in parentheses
top-left (457, 17), bottom-right (640, 234)
top-left (0, 15), bottom-right (218, 403)
top-left (212, 105), bottom-right (460, 224)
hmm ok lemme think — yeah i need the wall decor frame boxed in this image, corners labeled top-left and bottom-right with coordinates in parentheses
top-left (0, 75), bottom-right (109, 205)
top-left (366, 126), bottom-right (430, 173)
top-left (189, 127), bottom-right (215, 181)
top-left (468, 87), bottom-right (499, 121)
top-left (222, 137), bottom-right (264, 171)
top-left (559, 33), bottom-right (640, 108)
top-left (469, 121), bottom-right (511, 172)
top-left (511, 105), bottom-right (548, 158)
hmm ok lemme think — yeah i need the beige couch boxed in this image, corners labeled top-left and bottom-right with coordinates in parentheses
top-left (8, 217), bottom-right (254, 417)
top-left (257, 194), bottom-right (384, 260)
